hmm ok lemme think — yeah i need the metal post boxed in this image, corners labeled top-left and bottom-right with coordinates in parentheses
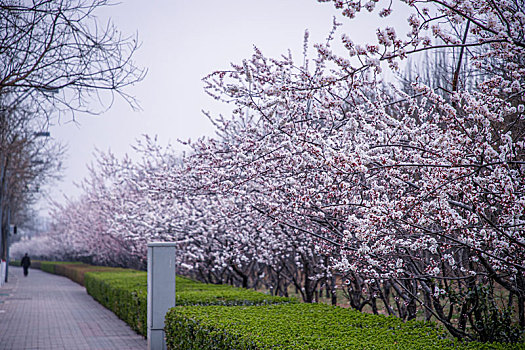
top-left (0, 163), bottom-right (7, 283)
top-left (5, 209), bottom-right (9, 283)
top-left (0, 162), bottom-right (4, 276)
top-left (0, 260), bottom-right (5, 287)
top-left (147, 242), bottom-right (176, 350)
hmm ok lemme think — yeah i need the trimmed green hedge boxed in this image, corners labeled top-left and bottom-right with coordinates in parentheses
top-left (54, 264), bottom-right (127, 285)
top-left (20, 260), bottom-right (126, 285)
top-left (40, 261), bottom-right (83, 275)
top-left (84, 270), bottom-right (148, 335)
top-left (175, 276), bottom-right (295, 306)
top-left (83, 271), bottom-right (296, 336)
top-left (9, 259), bottom-right (42, 269)
top-left (165, 303), bottom-right (525, 350)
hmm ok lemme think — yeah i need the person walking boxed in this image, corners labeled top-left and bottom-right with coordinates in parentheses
top-left (21, 253), bottom-right (31, 277)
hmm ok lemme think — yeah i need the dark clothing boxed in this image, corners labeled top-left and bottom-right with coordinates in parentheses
top-left (21, 256), bottom-right (31, 268)
top-left (21, 255), bottom-right (31, 277)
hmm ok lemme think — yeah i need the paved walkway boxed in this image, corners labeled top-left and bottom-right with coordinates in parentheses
top-left (0, 266), bottom-right (146, 350)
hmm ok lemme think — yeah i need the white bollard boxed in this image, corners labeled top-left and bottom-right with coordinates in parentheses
top-left (0, 260), bottom-right (5, 286)
top-left (147, 242), bottom-right (176, 350)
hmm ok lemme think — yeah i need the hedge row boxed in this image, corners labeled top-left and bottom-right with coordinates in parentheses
top-left (10, 260), bottom-right (125, 285)
top-left (175, 275), bottom-right (294, 306)
top-left (165, 304), bottom-right (524, 350)
top-left (54, 264), bottom-right (128, 285)
top-left (15, 261), bottom-right (522, 348)
top-left (84, 270), bottom-right (149, 335)
top-left (9, 259), bottom-right (42, 269)
top-left (83, 270), bottom-right (296, 336)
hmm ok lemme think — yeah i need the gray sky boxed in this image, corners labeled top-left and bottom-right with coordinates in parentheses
top-left (39, 0), bottom-right (408, 215)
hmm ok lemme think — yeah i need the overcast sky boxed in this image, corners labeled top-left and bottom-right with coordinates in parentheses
top-left (39, 0), bottom-right (409, 215)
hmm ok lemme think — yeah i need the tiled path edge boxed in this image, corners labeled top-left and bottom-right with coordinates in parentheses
top-left (0, 266), bottom-right (146, 350)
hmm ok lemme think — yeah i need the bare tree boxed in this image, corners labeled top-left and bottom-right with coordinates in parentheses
top-left (0, 103), bottom-right (65, 264)
top-left (0, 0), bottom-right (145, 267)
top-left (0, 0), bottom-right (146, 118)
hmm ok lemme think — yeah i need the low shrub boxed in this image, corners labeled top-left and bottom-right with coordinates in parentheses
top-left (84, 271), bottom-right (296, 336)
top-left (40, 261), bottom-right (83, 275)
top-left (54, 264), bottom-right (127, 285)
top-left (9, 260), bottom-right (42, 269)
top-left (165, 303), bottom-right (524, 350)
top-left (175, 276), bottom-right (296, 306)
top-left (26, 260), bottom-right (126, 285)
top-left (85, 270), bottom-right (148, 335)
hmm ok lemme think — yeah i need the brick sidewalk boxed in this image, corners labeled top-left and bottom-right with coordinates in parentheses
top-left (0, 266), bottom-right (146, 350)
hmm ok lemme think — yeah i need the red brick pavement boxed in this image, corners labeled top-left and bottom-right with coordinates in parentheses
top-left (0, 266), bottom-right (146, 350)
